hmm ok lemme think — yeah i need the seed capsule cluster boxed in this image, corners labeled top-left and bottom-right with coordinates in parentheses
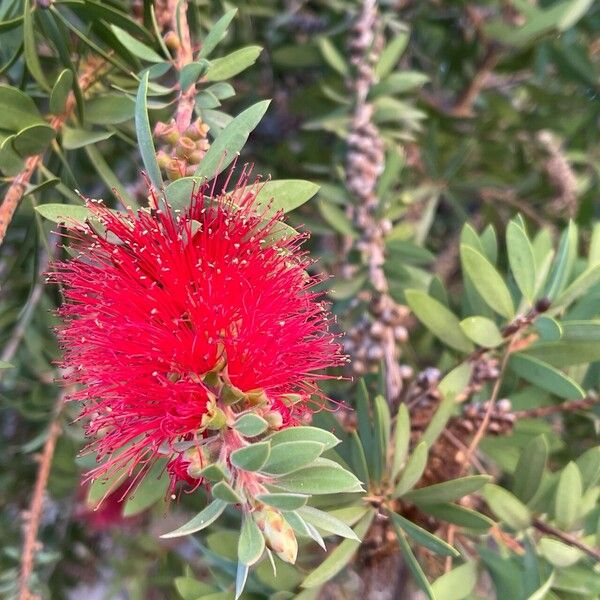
top-left (343, 293), bottom-right (410, 376)
top-left (154, 118), bottom-right (210, 181)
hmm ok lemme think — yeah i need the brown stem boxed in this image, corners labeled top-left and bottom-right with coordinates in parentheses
top-left (514, 396), bottom-right (600, 419)
top-left (452, 47), bottom-right (501, 118)
top-left (19, 392), bottom-right (67, 600)
top-left (0, 58), bottom-right (105, 247)
top-left (533, 518), bottom-right (600, 563)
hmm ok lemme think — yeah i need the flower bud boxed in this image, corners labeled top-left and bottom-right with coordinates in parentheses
top-left (246, 388), bottom-right (269, 407)
top-left (221, 381), bottom-right (246, 405)
top-left (264, 410), bottom-right (284, 429)
top-left (201, 398), bottom-right (227, 431)
top-left (164, 31), bottom-right (180, 51)
top-left (253, 506), bottom-right (298, 564)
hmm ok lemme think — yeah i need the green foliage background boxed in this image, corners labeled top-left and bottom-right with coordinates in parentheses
top-left (0, 1), bottom-right (599, 599)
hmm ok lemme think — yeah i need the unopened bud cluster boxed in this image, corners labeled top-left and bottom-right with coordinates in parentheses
top-left (154, 118), bottom-right (210, 181)
top-left (343, 292), bottom-right (409, 376)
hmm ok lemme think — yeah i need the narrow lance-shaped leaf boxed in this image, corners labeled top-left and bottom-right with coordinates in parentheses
top-left (506, 221), bottom-right (536, 302)
top-left (161, 499), bottom-right (227, 538)
top-left (389, 512), bottom-right (459, 557)
top-left (135, 72), bottom-right (163, 190)
top-left (194, 100), bottom-right (270, 181)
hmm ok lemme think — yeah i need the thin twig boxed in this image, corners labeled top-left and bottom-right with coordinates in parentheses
top-left (533, 518), bottom-right (600, 563)
top-left (459, 343), bottom-right (513, 475)
top-left (514, 396), bottom-right (600, 419)
top-left (19, 391), bottom-right (67, 600)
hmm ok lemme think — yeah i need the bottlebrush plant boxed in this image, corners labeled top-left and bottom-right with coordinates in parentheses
top-left (1, 2), bottom-right (599, 600)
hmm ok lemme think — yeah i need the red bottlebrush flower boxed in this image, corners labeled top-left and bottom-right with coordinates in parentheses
top-left (50, 176), bottom-right (343, 488)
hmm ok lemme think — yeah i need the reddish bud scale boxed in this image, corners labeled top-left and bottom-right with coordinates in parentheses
top-left (50, 178), bottom-right (343, 488)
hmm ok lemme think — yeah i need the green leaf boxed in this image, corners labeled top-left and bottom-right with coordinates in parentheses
top-left (509, 353), bottom-right (584, 400)
top-left (86, 469), bottom-right (127, 508)
top-left (390, 512), bottom-right (458, 557)
top-left (526, 571), bottom-right (555, 600)
top-left (405, 475), bottom-right (491, 504)
top-left (421, 395), bottom-right (455, 449)
top-left (247, 180), bottom-right (320, 216)
top-left (0, 360), bottom-right (14, 369)
top-left (507, 221), bottom-right (537, 302)
top-left (234, 414), bottom-right (268, 437)
top-left (394, 441), bottom-right (428, 497)
top-left (230, 442), bottom-right (271, 472)
top-left (23, 4), bottom-right (50, 90)
top-left (235, 561), bottom-right (249, 600)
top-left (349, 431), bottom-right (369, 485)
top-left (135, 72), bottom-right (163, 190)
top-left (199, 9), bottom-right (238, 59)
top-left (195, 100), bottom-right (270, 180)
top-left (301, 510), bottom-right (374, 588)
top-left (238, 514), bottom-right (265, 565)
top-left (161, 499), bottom-right (227, 538)
top-left (212, 481), bottom-right (243, 504)
top-left (461, 245), bottom-right (514, 318)
top-left (418, 503), bottom-right (494, 530)
top-left (256, 493), bottom-right (308, 511)
top-left (0, 86), bottom-right (44, 132)
top-left (318, 201), bottom-right (356, 237)
top-left (268, 426), bottom-right (340, 451)
top-left (12, 124), bottom-right (55, 156)
top-left (62, 126), bottom-right (114, 150)
top-left (513, 435), bottom-right (548, 504)
top-left (110, 25), bottom-right (165, 62)
top-left (561, 320), bottom-right (600, 341)
top-left (406, 289), bottom-right (474, 353)
top-left (317, 37), bottom-right (348, 76)
top-left (180, 60), bottom-right (210, 92)
top-left (460, 316), bottom-right (504, 348)
top-left (392, 404), bottom-right (410, 480)
top-left (545, 221), bottom-right (578, 301)
top-left (375, 33), bottom-right (409, 79)
top-left (85, 94), bottom-right (135, 125)
top-left (199, 463), bottom-right (229, 482)
top-left (50, 69), bottom-right (73, 114)
top-left (554, 462), bottom-right (582, 530)
top-left (370, 71), bottom-right (429, 97)
top-left (540, 537), bottom-right (583, 568)
top-left (205, 46), bottom-right (262, 82)
top-left (372, 395), bottom-right (391, 483)
top-left (534, 316), bottom-right (562, 341)
top-left (174, 576), bottom-right (215, 600)
top-left (261, 441), bottom-right (324, 475)
top-left (276, 462), bottom-right (363, 495)
top-left (298, 506), bottom-right (360, 540)
top-left (483, 484), bottom-right (532, 530)
top-left (558, 0), bottom-right (595, 29)
top-left (431, 562), bottom-right (478, 600)
top-left (35, 203), bottom-right (92, 224)
top-left (523, 341), bottom-right (600, 367)
top-left (123, 461), bottom-right (168, 516)
top-left (394, 527), bottom-right (434, 600)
